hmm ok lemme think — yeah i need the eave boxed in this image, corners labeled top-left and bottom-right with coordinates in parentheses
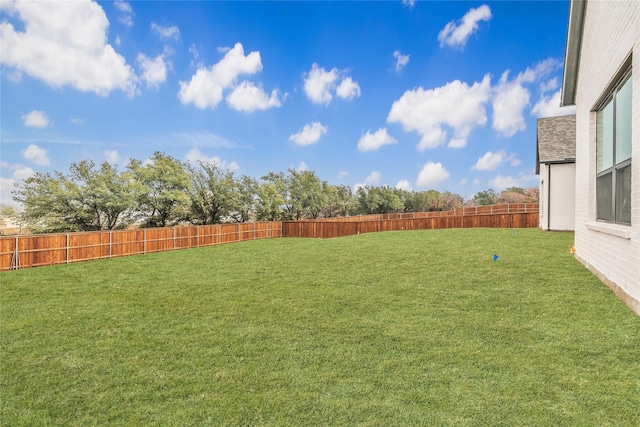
top-left (560, 0), bottom-right (587, 107)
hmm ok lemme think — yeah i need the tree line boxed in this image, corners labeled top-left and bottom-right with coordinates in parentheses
top-left (11, 152), bottom-right (538, 233)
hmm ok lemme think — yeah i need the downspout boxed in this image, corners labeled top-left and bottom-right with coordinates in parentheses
top-left (547, 164), bottom-right (552, 231)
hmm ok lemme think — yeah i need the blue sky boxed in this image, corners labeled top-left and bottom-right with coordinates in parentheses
top-left (1, 0), bottom-right (576, 207)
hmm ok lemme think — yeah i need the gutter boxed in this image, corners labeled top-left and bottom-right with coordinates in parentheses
top-left (560, 0), bottom-right (587, 107)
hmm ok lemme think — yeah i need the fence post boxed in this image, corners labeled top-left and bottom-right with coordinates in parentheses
top-left (196, 226), bottom-right (199, 248)
top-left (66, 233), bottom-right (69, 264)
top-left (254, 222), bottom-right (257, 240)
top-left (238, 223), bottom-right (241, 242)
top-left (144, 229), bottom-right (147, 254)
top-left (109, 231), bottom-right (112, 259)
top-left (173, 227), bottom-right (176, 250)
top-left (10, 236), bottom-right (20, 270)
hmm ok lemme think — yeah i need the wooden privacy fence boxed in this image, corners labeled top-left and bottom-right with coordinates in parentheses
top-left (0, 204), bottom-right (539, 271)
top-left (282, 204), bottom-right (539, 238)
top-left (313, 203), bottom-right (538, 222)
top-left (0, 222), bottom-right (282, 271)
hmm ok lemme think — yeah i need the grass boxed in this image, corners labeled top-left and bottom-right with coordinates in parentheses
top-left (1, 228), bottom-right (639, 426)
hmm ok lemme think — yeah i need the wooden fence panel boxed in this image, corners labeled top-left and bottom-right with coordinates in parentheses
top-left (68, 231), bottom-right (111, 263)
top-left (0, 238), bottom-right (16, 270)
top-left (111, 230), bottom-right (145, 257)
top-left (175, 227), bottom-right (197, 249)
top-left (145, 228), bottom-right (174, 253)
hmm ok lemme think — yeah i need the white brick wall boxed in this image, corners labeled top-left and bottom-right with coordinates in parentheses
top-left (574, 0), bottom-right (640, 312)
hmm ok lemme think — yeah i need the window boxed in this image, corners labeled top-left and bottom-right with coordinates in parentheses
top-left (596, 71), bottom-right (632, 224)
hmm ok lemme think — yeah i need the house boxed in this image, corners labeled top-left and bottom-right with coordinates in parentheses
top-left (536, 115), bottom-right (576, 231)
top-left (561, 0), bottom-right (639, 315)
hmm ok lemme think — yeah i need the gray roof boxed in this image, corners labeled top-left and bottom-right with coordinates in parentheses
top-left (536, 114), bottom-right (576, 174)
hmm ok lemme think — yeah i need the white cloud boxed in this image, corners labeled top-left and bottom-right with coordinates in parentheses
top-left (337, 170), bottom-right (349, 180)
top-left (70, 117), bottom-right (84, 124)
top-left (387, 75), bottom-right (491, 150)
top-left (0, 0), bottom-right (137, 96)
top-left (417, 162), bottom-right (450, 188)
top-left (185, 148), bottom-right (239, 171)
top-left (178, 42), bottom-right (262, 109)
top-left (289, 122), bottom-right (328, 146)
top-left (460, 178), bottom-right (468, 185)
top-left (396, 179), bottom-right (412, 192)
top-left (303, 63), bottom-right (339, 105)
top-left (471, 150), bottom-right (520, 171)
top-left (150, 22), bottom-right (180, 40)
top-left (488, 174), bottom-right (519, 191)
top-left (540, 77), bottom-right (558, 93)
top-left (114, 1), bottom-right (132, 13)
top-left (472, 150), bottom-right (506, 171)
top-left (226, 81), bottom-right (283, 113)
top-left (171, 131), bottom-right (246, 149)
top-left (491, 59), bottom-right (562, 137)
top-left (357, 128), bottom-right (398, 152)
top-left (473, 178), bottom-right (481, 185)
top-left (492, 71), bottom-right (530, 137)
top-left (114, 0), bottom-right (133, 27)
top-left (22, 144), bottom-right (50, 166)
top-left (137, 53), bottom-right (167, 89)
top-left (393, 50), bottom-right (410, 73)
top-left (402, 0), bottom-right (416, 8)
top-left (438, 5), bottom-right (492, 48)
top-left (488, 171), bottom-right (537, 190)
top-left (297, 161), bottom-right (308, 172)
top-left (518, 58), bottom-right (561, 84)
top-left (3, 68), bottom-right (22, 82)
top-left (303, 63), bottom-right (359, 105)
top-left (365, 171), bottom-right (382, 185)
top-left (104, 150), bottom-right (120, 163)
top-left (0, 164), bottom-right (34, 206)
top-left (531, 89), bottom-right (576, 118)
top-left (22, 110), bottom-right (51, 128)
top-left (336, 77), bottom-right (361, 100)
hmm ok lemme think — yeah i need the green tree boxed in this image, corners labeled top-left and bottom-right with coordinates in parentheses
top-left (13, 160), bottom-right (138, 233)
top-left (287, 169), bottom-right (327, 220)
top-left (321, 184), bottom-right (355, 218)
top-left (471, 189), bottom-right (498, 206)
top-left (229, 175), bottom-right (258, 222)
top-left (355, 185), bottom-right (404, 214)
top-left (187, 161), bottom-right (237, 224)
top-left (0, 204), bottom-right (17, 217)
top-left (128, 152), bottom-right (191, 227)
top-left (254, 172), bottom-right (287, 221)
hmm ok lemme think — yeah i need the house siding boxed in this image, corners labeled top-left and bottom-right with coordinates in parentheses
top-left (574, 0), bottom-right (640, 313)
top-left (543, 163), bottom-right (576, 231)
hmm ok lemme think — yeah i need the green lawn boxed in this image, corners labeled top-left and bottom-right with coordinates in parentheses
top-left (1, 228), bottom-right (639, 426)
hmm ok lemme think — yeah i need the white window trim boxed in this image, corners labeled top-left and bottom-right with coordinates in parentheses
top-left (585, 222), bottom-right (632, 240)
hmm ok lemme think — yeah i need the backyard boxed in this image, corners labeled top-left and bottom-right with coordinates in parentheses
top-left (1, 228), bottom-right (639, 426)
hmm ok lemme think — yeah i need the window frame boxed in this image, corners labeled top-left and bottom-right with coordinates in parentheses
top-left (594, 68), bottom-right (632, 225)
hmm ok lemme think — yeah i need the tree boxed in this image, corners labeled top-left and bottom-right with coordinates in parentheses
top-left (187, 161), bottom-right (237, 224)
top-left (13, 160), bottom-right (138, 233)
top-left (229, 175), bottom-right (258, 222)
top-left (355, 185), bottom-right (404, 214)
top-left (0, 204), bottom-right (17, 217)
top-left (287, 169), bottom-right (327, 220)
top-left (254, 172), bottom-right (287, 221)
top-left (322, 184), bottom-right (355, 218)
top-left (439, 191), bottom-right (464, 211)
top-left (470, 189), bottom-right (498, 206)
top-left (128, 152), bottom-right (191, 227)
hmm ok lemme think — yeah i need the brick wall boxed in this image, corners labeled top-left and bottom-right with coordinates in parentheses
top-left (574, 0), bottom-right (640, 312)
